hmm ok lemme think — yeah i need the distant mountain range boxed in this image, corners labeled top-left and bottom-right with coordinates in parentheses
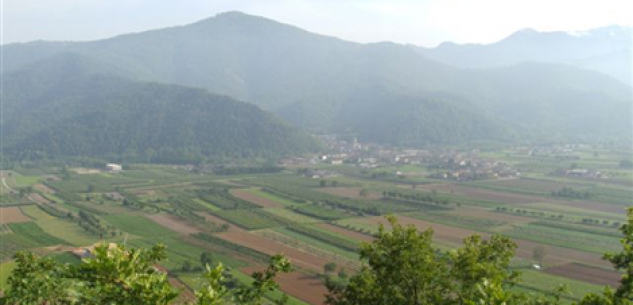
top-left (2, 12), bottom-right (631, 155)
top-left (414, 26), bottom-right (632, 86)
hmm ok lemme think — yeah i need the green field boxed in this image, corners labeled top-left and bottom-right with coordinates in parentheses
top-left (1, 152), bottom-right (630, 302)
top-left (21, 205), bottom-right (101, 246)
top-left (0, 261), bottom-right (16, 290)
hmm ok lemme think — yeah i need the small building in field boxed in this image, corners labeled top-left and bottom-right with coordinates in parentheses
top-left (105, 163), bottom-right (123, 172)
top-left (329, 159), bottom-right (344, 165)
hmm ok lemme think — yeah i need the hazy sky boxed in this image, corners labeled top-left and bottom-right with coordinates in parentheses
top-left (3, 0), bottom-right (632, 47)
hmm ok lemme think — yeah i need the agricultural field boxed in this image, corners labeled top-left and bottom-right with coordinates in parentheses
top-left (0, 207), bottom-right (32, 224)
top-left (0, 154), bottom-right (630, 303)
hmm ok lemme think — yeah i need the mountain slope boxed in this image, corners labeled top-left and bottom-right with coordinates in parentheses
top-left (415, 26), bottom-right (632, 85)
top-left (3, 54), bottom-right (321, 162)
top-left (3, 12), bottom-right (631, 144)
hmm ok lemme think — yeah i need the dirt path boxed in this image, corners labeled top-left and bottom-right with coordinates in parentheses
top-left (1, 178), bottom-right (18, 195)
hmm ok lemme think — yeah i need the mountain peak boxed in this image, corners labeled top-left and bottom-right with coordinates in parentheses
top-left (504, 28), bottom-right (540, 41)
top-left (191, 11), bottom-right (275, 27)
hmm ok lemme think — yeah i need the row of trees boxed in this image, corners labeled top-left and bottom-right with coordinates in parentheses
top-left (320, 180), bottom-right (340, 187)
top-left (382, 190), bottom-right (450, 205)
top-left (552, 187), bottom-right (594, 199)
top-left (4, 209), bottom-right (633, 304)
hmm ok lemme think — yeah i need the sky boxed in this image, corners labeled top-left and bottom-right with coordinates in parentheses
top-left (2, 0), bottom-right (632, 47)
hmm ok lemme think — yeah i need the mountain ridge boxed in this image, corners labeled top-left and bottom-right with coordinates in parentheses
top-left (415, 25), bottom-right (632, 85)
top-left (3, 12), bottom-right (631, 146)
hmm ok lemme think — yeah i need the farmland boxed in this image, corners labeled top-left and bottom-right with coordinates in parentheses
top-left (0, 147), bottom-right (630, 303)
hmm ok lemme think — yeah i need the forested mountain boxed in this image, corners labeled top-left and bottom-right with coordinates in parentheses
top-left (2, 54), bottom-right (321, 163)
top-left (3, 12), bottom-right (631, 145)
top-left (415, 26), bottom-right (632, 86)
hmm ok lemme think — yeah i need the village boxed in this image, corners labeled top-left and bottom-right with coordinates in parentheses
top-left (280, 136), bottom-right (521, 181)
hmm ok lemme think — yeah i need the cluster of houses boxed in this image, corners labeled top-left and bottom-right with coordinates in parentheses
top-left (559, 168), bottom-right (609, 179)
top-left (426, 154), bottom-right (520, 181)
top-left (282, 136), bottom-right (521, 182)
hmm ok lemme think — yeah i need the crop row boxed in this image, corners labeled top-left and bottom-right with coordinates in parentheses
top-left (196, 189), bottom-right (259, 210)
top-left (191, 232), bottom-right (269, 262)
top-left (214, 209), bottom-right (296, 230)
top-left (289, 204), bottom-right (351, 220)
top-left (286, 225), bottom-right (358, 252)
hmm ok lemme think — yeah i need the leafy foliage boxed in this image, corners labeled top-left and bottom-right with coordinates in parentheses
top-left (326, 210), bottom-right (633, 305)
top-left (2, 244), bottom-right (291, 305)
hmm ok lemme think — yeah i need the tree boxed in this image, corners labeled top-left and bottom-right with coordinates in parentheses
top-left (338, 269), bottom-right (348, 279)
top-left (325, 216), bottom-right (556, 305)
top-left (324, 262), bottom-right (337, 276)
top-left (61, 166), bottom-right (71, 180)
top-left (533, 246), bottom-right (547, 266)
top-left (182, 261), bottom-right (193, 272)
top-left (331, 180), bottom-right (339, 187)
top-left (620, 159), bottom-right (633, 169)
top-left (3, 244), bottom-right (292, 305)
top-left (359, 189), bottom-right (370, 198)
top-left (320, 180), bottom-right (327, 187)
top-left (4, 243), bottom-right (179, 304)
top-left (200, 251), bottom-right (214, 267)
top-left (197, 254), bottom-right (291, 305)
top-left (326, 210), bottom-right (633, 305)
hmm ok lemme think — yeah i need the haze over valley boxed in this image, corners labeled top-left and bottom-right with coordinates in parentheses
top-left (1, 5), bottom-right (632, 305)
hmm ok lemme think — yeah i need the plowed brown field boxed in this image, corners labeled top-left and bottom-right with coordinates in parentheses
top-left (0, 207), bottom-right (31, 224)
top-left (218, 231), bottom-right (331, 272)
top-left (545, 263), bottom-right (621, 286)
top-left (230, 189), bottom-right (281, 208)
top-left (146, 214), bottom-right (200, 235)
top-left (242, 267), bottom-right (327, 305)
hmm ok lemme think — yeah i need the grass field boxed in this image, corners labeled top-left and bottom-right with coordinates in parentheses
top-left (0, 261), bottom-right (16, 291)
top-left (104, 214), bottom-right (179, 238)
top-left (21, 205), bottom-right (99, 246)
top-left (8, 222), bottom-right (66, 246)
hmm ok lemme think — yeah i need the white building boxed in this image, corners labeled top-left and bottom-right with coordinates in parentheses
top-left (105, 163), bottom-right (123, 172)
